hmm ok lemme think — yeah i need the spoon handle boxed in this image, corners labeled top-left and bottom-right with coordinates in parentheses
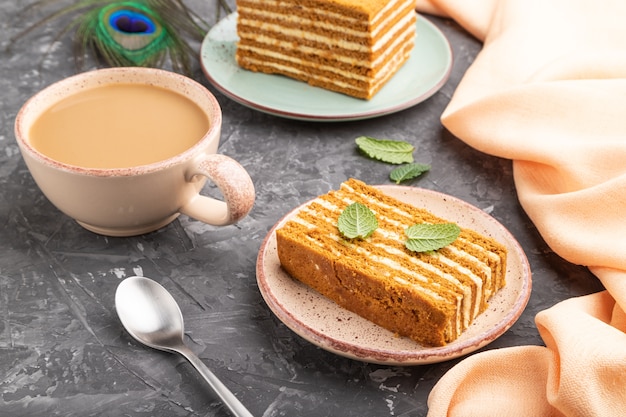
top-left (177, 345), bottom-right (254, 417)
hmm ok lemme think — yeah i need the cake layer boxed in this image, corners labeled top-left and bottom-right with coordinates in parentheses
top-left (275, 179), bottom-right (508, 346)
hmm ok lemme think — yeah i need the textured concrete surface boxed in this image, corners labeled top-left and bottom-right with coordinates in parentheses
top-left (0, 1), bottom-right (604, 416)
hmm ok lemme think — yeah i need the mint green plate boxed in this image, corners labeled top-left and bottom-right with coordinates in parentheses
top-left (200, 12), bottom-right (452, 121)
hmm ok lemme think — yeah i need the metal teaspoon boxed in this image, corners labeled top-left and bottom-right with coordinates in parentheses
top-left (115, 276), bottom-right (253, 417)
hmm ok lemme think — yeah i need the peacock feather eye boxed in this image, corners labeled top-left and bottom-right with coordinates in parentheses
top-left (97, 3), bottom-right (168, 62)
top-left (110, 10), bottom-right (156, 34)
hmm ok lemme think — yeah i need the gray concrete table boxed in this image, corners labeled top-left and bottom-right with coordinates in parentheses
top-left (0, 1), bottom-right (604, 416)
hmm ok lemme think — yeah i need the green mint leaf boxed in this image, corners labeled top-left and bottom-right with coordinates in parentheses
top-left (338, 202), bottom-right (378, 239)
top-left (405, 223), bottom-right (461, 253)
top-left (355, 136), bottom-right (414, 164)
top-left (390, 163), bottom-right (431, 184)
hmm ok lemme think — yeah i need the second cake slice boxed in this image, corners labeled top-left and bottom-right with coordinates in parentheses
top-left (276, 179), bottom-right (508, 347)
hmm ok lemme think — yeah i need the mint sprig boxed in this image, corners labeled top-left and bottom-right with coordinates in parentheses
top-left (405, 223), bottom-right (461, 253)
top-left (355, 136), bottom-right (414, 165)
top-left (390, 163), bottom-right (431, 184)
top-left (355, 136), bottom-right (430, 183)
top-left (338, 202), bottom-right (378, 239)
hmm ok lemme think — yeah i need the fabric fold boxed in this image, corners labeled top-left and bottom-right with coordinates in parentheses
top-left (415, 0), bottom-right (626, 415)
top-left (535, 292), bottom-right (626, 417)
top-left (427, 346), bottom-right (558, 417)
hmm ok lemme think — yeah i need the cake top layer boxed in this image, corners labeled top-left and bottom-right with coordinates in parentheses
top-left (318, 0), bottom-right (389, 16)
top-left (244, 0), bottom-right (392, 20)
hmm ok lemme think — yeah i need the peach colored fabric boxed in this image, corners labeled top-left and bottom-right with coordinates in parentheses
top-left (415, 0), bottom-right (626, 415)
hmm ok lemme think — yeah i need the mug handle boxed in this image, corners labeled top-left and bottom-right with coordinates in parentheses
top-left (180, 154), bottom-right (255, 226)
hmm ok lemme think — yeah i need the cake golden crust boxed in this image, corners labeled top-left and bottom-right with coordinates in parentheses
top-left (239, 0), bottom-right (390, 20)
top-left (275, 179), bottom-right (508, 347)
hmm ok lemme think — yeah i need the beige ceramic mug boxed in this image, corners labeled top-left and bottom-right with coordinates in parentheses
top-left (14, 67), bottom-right (255, 237)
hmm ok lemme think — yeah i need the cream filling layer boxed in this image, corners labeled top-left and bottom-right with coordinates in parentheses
top-left (446, 245), bottom-right (493, 297)
top-left (437, 255), bottom-right (485, 318)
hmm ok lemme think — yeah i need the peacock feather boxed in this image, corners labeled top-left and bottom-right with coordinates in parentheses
top-left (12, 0), bottom-right (232, 75)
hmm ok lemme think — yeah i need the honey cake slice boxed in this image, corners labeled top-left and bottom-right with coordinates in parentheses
top-left (275, 179), bottom-right (507, 347)
top-left (235, 0), bottom-right (417, 99)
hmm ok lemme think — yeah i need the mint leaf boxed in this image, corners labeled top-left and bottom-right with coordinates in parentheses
top-left (405, 223), bottom-right (461, 253)
top-left (355, 136), bottom-right (414, 164)
top-left (390, 163), bottom-right (431, 184)
top-left (338, 202), bottom-right (378, 239)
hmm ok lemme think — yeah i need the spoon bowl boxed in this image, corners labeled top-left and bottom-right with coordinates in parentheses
top-left (115, 276), bottom-right (253, 417)
top-left (116, 276), bottom-right (184, 351)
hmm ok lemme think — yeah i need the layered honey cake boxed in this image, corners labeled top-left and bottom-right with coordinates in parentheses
top-left (235, 0), bottom-right (417, 99)
top-left (275, 179), bottom-right (508, 347)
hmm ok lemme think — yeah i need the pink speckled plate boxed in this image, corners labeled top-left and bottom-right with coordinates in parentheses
top-left (256, 185), bottom-right (532, 365)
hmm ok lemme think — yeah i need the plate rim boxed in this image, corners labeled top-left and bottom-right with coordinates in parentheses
top-left (200, 12), bottom-right (453, 122)
top-left (255, 185), bottom-right (532, 365)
